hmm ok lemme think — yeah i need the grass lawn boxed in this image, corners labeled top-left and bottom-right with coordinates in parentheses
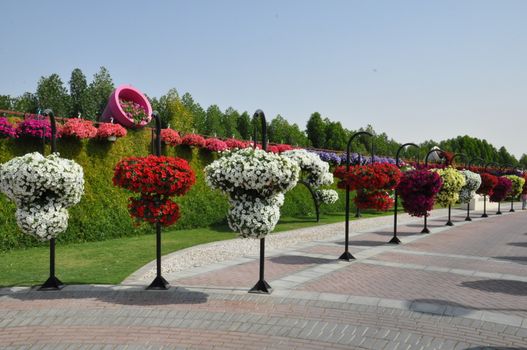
top-left (0, 210), bottom-right (393, 287)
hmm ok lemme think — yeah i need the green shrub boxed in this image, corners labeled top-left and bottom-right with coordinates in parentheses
top-left (0, 129), bottom-right (347, 251)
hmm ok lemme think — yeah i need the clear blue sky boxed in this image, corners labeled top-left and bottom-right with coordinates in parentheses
top-left (1, 0), bottom-right (526, 157)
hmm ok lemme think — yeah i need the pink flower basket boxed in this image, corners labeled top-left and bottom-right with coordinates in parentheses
top-left (101, 85), bottom-right (152, 128)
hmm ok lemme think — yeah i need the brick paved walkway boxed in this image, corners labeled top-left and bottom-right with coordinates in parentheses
top-left (1, 208), bottom-right (527, 349)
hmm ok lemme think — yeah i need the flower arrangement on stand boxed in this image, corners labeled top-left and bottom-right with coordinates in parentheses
top-left (477, 173), bottom-right (498, 197)
top-left (204, 138), bottom-right (228, 152)
top-left (97, 122), bottom-right (127, 141)
top-left (205, 148), bottom-right (300, 238)
top-left (181, 133), bottom-right (206, 148)
top-left (282, 149), bottom-right (333, 187)
top-left (61, 118), bottom-right (98, 139)
top-left (397, 170), bottom-right (443, 217)
top-left (432, 167), bottom-right (466, 206)
top-left (16, 118), bottom-right (60, 140)
top-left (334, 163), bottom-right (401, 211)
top-left (504, 175), bottom-right (525, 200)
top-left (119, 98), bottom-right (149, 125)
top-left (113, 155), bottom-right (196, 227)
top-left (0, 152), bottom-right (84, 240)
top-left (489, 176), bottom-right (512, 202)
top-left (315, 189), bottom-right (339, 204)
top-left (160, 128), bottom-right (181, 146)
top-left (0, 117), bottom-right (17, 138)
top-left (459, 170), bottom-right (482, 203)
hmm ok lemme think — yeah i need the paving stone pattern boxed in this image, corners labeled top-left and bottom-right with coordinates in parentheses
top-left (1, 208), bottom-right (527, 349)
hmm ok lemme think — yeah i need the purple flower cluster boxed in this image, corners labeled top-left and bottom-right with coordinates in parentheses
top-left (397, 170), bottom-right (443, 217)
top-left (313, 151), bottom-right (342, 164)
top-left (0, 117), bottom-right (17, 138)
top-left (16, 118), bottom-right (54, 139)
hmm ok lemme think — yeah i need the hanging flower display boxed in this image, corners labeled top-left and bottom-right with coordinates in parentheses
top-left (477, 173), bottom-right (498, 196)
top-left (282, 149), bottom-right (334, 187)
top-left (0, 152), bottom-right (84, 240)
top-left (397, 169), bottom-right (443, 217)
top-left (334, 163), bottom-right (401, 211)
top-left (16, 118), bottom-right (61, 140)
top-left (205, 148), bottom-right (300, 238)
top-left (160, 128), bottom-right (181, 146)
top-left (113, 155), bottom-right (195, 227)
top-left (0, 117), bottom-right (17, 138)
top-left (181, 133), bottom-right (206, 148)
top-left (61, 118), bottom-right (98, 139)
top-left (433, 167), bottom-right (466, 206)
top-left (313, 151), bottom-right (342, 165)
top-left (504, 175), bottom-right (525, 199)
top-left (459, 170), bottom-right (482, 203)
top-left (522, 174), bottom-right (527, 195)
top-left (119, 98), bottom-right (149, 125)
top-left (225, 138), bottom-right (248, 149)
top-left (489, 176), bottom-right (512, 202)
top-left (204, 138), bottom-right (228, 152)
top-left (97, 123), bottom-right (127, 140)
top-left (315, 189), bottom-right (339, 204)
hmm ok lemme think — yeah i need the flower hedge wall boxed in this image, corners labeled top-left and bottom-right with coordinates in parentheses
top-left (0, 125), bottom-right (347, 251)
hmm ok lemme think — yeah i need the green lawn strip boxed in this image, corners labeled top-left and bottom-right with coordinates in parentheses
top-left (0, 210), bottom-right (396, 287)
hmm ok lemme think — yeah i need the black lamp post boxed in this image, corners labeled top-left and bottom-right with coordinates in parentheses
top-left (146, 111), bottom-right (170, 290)
top-left (299, 181), bottom-right (320, 222)
top-left (354, 142), bottom-right (375, 218)
top-left (249, 109), bottom-right (272, 294)
top-left (421, 148), bottom-right (445, 233)
top-left (464, 157), bottom-right (484, 221)
top-left (389, 143), bottom-right (419, 244)
top-left (339, 131), bottom-right (373, 261)
top-left (445, 153), bottom-right (467, 226)
top-left (39, 109), bottom-right (64, 291)
top-left (482, 162), bottom-right (498, 217)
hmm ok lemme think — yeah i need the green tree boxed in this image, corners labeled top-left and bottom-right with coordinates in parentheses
top-left (204, 105), bottom-right (225, 137)
top-left (85, 66), bottom-right (114, 120)
top-left (324, 119), bottom-right (347, 150)
top-left (181, 92), bottom-right (206, 133)
top-left (13, 92), bottom-right (39, 113)
top-left (236, 111), bottom-right (251, 140)
top-left (0, 95), bottom-right (12, 110)
top-left (269, 115), bottom-right (290, 144)
top-left (36, 73), bottom-right (70, 116)
top-left (223, 107), bottom-right (241, 138)
top-left (519, 154), bottom-right (527, 169)
top-left (68, 68), bottom-right (88, 117)
top-left (306, 112), bottom-right (326, 148)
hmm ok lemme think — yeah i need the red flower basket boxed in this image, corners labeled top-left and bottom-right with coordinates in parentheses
top-left (181, 134), bottom-right (206, 147)
top-left (113, 155), bottom-right (196, 197)
top-left (129, 195), bottom-right (181, 227)
top-left (489, 176), bottom-right (512, 202)
top-left (477, 173), bottom-right (498, 197)
top-left (354, 190), bottom-right (394, 211)
top-left (225, 138), bottom-right (249, 149)
top-left (334, 163), bottom-right (401, 191)
top-left (61, 119), bottom-right (98, 139)
top-left (160, 128), bottom-right (181, 146)
top-left (204, 138), bottom-right (228, 152)
top-left (97, 123), bottom-right (127, 139)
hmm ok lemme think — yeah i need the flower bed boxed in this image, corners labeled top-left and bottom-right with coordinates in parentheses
top-left (97, 122), bottom-right (127, 139)
top-left (0, 152), bottom-right (84, 240)
top-left (0, 117), bottom-right (17, 138)
top-left (61, 118), bottom-right (98, 139)
top-left (397, 169), bottom-right (443, 217)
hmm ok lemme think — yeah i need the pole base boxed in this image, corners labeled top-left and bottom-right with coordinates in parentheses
top-left (338, 251), bottom-right (355, 261)
top-left (481, 213), bottom-right (488, 218)
top-left (465, 216), bottom-right (472, 221)
top-left (248, 280), bottom-right (272, 294)
top-left (38, 276), bottom-right (64, 291)
top-left (510, 209), bottom-right (515, 212)
top-left (146, 275), bottom-right (170, 290)
top-left (388, 236), bottom-right (401, 244)
top-left (496, 211), bottom-right (502, 215)
top-left (446, 221), bottom-right (454, 226)
top-left (421, 227), bottom-right (430, 234)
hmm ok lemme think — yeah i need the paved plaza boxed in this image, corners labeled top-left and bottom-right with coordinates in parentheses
top-left (1, 208), bottom-right (527, 349)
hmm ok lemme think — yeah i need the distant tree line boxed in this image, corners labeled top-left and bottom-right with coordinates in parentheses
top-left (1, 67), bottom-right (524, 168)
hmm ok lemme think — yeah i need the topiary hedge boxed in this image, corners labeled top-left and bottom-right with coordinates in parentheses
top-left (0, 128), bottom-right (347, 251)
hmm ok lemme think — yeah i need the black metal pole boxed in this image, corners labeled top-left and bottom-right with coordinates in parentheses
top-left (39, 109), bottom-right (64, 291)
top-left (147, 111), bottom-right (170, 290)
top-left (497, 202), bottom-right (502, 215)
top-left (300, 181), bottom-right (320, 222)
top-left (421, 148), bottom-right (444, 233)
top-left (354, 153), bottom-right (362, 218)
top-left (390, 143), bottom-right (418, 244)
top-left (339, 131), bottom-right (372, 261)
top-left (445, 153), bottom-right (466, 227)
top-left (249, 110), bottom-right (272, 294)
top-left (482, 162), bottom-right (497, 217)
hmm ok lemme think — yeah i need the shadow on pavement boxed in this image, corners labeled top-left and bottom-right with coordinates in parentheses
top-left (408, 298), bottom-right (527, 315)
top-left (507, 242), bottom-right (527, 248)
top-left (6, 286), bottom-right (209, 306)
top-left (461, 279), bottom-right (527, 296)
top-left (493, 256), bottom-right (527, 265)
top-left (464, 347), bottom-right (525, 350)
top-left (336, 240), bottom-right (386, 247)
top-left (269, 255), bottom-right (334, 265)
